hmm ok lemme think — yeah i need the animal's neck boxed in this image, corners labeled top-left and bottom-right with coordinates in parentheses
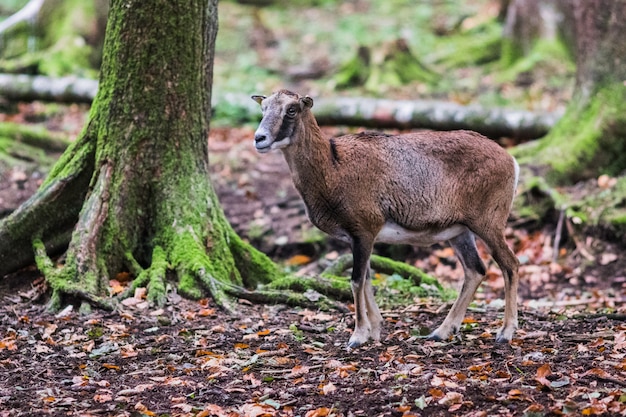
top-left (281, 114), bottom-right (332, 191)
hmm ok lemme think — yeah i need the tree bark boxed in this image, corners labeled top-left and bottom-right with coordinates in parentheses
top-left (513, 0), bottom-right (626, 183)
top-left (0, 0), bottom-right (282, 310)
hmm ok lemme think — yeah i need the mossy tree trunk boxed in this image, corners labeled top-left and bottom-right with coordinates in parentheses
top-left (513, 0), bottom-right (626, 185)
top-left (0, 0), bottom-right (284, 310)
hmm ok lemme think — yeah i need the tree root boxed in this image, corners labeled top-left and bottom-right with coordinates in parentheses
top-left (223, 282), bottom-right (349, 312)
top-left (123, 247), bottom-right (168, 305)
top-left (322, 253), bottom-right (442, 290)
top-left (265, 274), bottom-right (352, 302)
top-left (33, 239), bottom-right (113, 311)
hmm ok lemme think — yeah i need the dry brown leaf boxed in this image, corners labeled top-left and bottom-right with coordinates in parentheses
top-left (240, 403), bottom-right (277, 417)
top-left (93, 394), bottom-right (113, 403)
top-left (290, 365), bottom-right (310, 378)
top-left (438, 391), bottom-right (463, 406)
top-left (198, 308), bottom-right (216, 317)
top-left (305, 407), bottom-right (331, 417)
top-left (321, 381), bottom-right (336, 395)
top-left (535, 363), bottom-right (552, 387)
top-left (285, 254), bottom-right (312, 266)
top-left (197, 404), bottom-right (226, 417)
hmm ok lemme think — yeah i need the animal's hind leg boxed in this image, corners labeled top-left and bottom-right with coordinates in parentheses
top-left (481, 231), bottom-right (520, 343)
top-left (428, 230), bottom-right (486, 341)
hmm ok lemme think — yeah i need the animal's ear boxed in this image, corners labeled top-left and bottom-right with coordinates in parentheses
top-left (251, 95), bottom-right (266, 105)
top-left (300, 95), bottom-right (314, 110)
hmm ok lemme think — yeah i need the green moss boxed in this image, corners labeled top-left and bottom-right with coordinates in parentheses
top-left (266, 274), bottom-right (351, 301)
top-left (229, 230), bottom-right (283, 287)
top-left (497, 39), bottom-right (574, 82)
top-left (516, 83), bottom-right (626, 185)
top-left (433, 20), bottom-right (502, 68)
top-left (370, 254), bottom-right (441, 289)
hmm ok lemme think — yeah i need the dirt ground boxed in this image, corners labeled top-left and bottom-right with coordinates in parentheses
top-left (1, 125), bottom-right (626, 416)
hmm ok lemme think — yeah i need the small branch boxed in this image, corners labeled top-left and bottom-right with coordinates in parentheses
top-left (571, 313), bottom-right (626, 321)
top-left (582, 372), bottom-right (626, 388)
top-left (564, 217), bottom-right (596, 261)
top-left (552, 208), bottom-right (565, 263)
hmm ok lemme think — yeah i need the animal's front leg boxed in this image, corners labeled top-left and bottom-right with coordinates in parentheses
top-left (347, 235), bottom-right (375, 349)
top-left (364, 270), bottom-right (383, 341)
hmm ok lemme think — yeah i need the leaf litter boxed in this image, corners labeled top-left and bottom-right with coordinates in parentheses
top-left (3, 269), bottom-right (626, 416)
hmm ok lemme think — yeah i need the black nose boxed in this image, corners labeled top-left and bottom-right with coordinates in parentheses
top-left (254, 134), bottom-right (266, 143)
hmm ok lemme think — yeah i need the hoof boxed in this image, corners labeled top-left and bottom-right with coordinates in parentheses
top-left (426, 332), bottom-right (445, 342)
top-left (347, 337), bottom-right (366, 349)
top-left (495, 326), bottom-right (516, 343)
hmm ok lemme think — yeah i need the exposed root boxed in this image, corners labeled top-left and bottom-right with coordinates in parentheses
top-left (266, 274), bottom-right (352, 301)
top-left (223, 282), bottom-right (348, 312)
top-left (322, 253), bottom-right (442, 289)
top-left (33, 239), bottom-right (113, 311)
top-left (122, 247), bottom-right (168, 305)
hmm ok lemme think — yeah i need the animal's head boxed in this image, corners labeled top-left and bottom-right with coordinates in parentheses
top-left (251, 90), bottom-right (314, 153)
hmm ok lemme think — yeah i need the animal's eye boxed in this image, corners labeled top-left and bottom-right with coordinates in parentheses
top-left (287, 107), bottom-right (297, 116)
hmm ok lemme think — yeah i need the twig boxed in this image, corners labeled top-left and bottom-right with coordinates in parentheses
top-left (572, 313), bottom-right (626, 321)
top-left (564, 218), bottom-right (595, 261)
top-left (260, 364), bottom-right (323, 374)
top-left (552, 208), bottom-right (565, 263)
top-left (583, 373), bottom-right (626, 387)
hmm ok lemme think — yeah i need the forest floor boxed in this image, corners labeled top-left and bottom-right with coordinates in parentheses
top-left (1, 122), bottom-right (626, 416)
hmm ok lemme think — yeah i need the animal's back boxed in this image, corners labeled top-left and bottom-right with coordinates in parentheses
top-left (329, 130), bottom-right (517, 233)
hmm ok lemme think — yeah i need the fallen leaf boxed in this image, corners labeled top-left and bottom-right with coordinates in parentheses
top-left (508, 389), bottom-right (526, 401)
top-left (438, 392), bottom-right (463, 406)
top-left (535, 363), bottom-right (552, 387)
top-left (290, 365), bottom-right (310, 378)
top-left (321, 381), bottom-right (336, 395)
top-left (171, 403), bottom-right (193, 412)
top-left (240, 403), bottom-right (278, 417)
top-left (198, 308), bottom-right (216, 317)
top-left (285, 254), bottom-right (312, 266)
top-left (197, 404), bottom-right (225, 417)
top-left (134, 402), bottom-right (155, 416)
top-left (428, 388), bottom-right (445, 399)
top-left (305, 407), bottom-right (331, 417)
top-left (93, 394), bottom-right (112, 403)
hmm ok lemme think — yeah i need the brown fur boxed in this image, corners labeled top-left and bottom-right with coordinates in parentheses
top-left (252, 90), bottom-right (520, 348)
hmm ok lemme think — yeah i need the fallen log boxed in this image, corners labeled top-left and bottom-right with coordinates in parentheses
top-left (312, 96), bottom-right (560, 139)
top-left (0, 74), bottom-right (98, 103)
top-left (0, 74), bottom-right (561, 139)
